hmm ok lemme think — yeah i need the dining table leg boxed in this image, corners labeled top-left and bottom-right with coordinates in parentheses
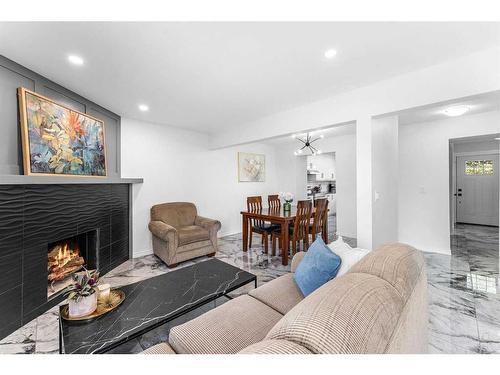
top-left (281, 220), bottom-right (289, 266)
top-left (242, 214), bottom-right (249, 252)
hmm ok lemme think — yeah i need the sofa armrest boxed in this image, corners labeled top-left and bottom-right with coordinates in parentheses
top-left (149, 220), bottom-right (178, 243)
top-left (291, 251), bottom-right (306, 272)
top-left (195, 216), bottom-right (221, 232)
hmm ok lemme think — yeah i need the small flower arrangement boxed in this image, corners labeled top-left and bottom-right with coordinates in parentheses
top-left (279, 192), bottom-right (294, 212)
top-left (279, 192), bottom-right (294, 204)
top-left (66, 268), bottom-right (100, 302)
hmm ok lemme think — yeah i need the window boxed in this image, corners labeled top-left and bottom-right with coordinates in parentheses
top-left (465, 160), bottom-right (493, 175)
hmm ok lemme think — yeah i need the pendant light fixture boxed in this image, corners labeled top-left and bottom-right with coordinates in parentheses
top-left (293, 133), bottom-right (324, 155)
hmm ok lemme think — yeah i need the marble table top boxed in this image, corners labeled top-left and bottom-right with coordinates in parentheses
top-left (59, 259), bottom-right (256, 354)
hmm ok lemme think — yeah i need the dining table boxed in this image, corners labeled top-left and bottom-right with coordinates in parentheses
top-left (240, 206), bottom-right (328, 266)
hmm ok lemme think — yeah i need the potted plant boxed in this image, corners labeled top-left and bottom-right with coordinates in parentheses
top-left (65, 268), bottom-right (100, 318)
top-left (279, 192), bottom-right (294, 212)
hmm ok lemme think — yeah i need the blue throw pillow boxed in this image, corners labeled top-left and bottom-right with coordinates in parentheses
top-left (293, 236), bottom-right (342, 296)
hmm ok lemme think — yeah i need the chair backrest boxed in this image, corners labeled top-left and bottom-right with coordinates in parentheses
top-left (151, 202), bottom-right (197, 228)
top-left (311, 198), bottom-right (328, 239)
top-left (292, 200), bottom-right (312, 244)
top-left (247, 196), bottom-right (264, 227)
top-left (268, 194), bottom-right (281, 210)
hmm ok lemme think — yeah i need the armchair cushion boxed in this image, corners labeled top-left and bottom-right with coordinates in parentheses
top-left (178, 225), bottom-right (210, 246)
top-left (149, 221), bottom-right (178, 244)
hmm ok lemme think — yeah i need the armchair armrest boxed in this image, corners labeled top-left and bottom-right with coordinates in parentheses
top-left (291, 251), bottom-right (306, 272)
top-left (149, 220), bottom-right (178, 243)
top-left (195, 216), bottom-right (221, 232)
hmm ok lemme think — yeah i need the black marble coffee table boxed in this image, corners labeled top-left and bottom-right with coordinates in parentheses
top-left (59, 259), bottom-right (257, 354)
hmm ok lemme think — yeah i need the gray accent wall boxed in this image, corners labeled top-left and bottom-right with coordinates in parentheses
top-left (0, 55), bottom-right (121, 177)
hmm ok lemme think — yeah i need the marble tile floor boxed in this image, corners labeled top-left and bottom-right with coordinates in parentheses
top-left (426, 224), bottom-right (500, 354)
top-left (1, 218), bottom-right (498, 354)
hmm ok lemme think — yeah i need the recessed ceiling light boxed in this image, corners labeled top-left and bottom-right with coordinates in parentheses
top-left (67, 55), bottom-right (84, 66)
top-left (443, 105), bottom-right (470, 117)
top-left (324, 49), bottom-right (337, 59)
top-left (495, 138), bottom-right (500, 141)
top-left (138, 104), bottom-right (149, 112)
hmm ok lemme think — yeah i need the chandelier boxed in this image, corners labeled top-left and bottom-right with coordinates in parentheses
top-left (293, 133), bottom-right (324, 156)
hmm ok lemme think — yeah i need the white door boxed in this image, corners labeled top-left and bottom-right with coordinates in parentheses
top-left (456, 154), bottom-right (499, 226)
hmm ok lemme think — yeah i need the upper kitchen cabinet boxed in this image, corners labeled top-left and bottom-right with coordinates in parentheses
top-left (307, 153), bottom-right (335, 181)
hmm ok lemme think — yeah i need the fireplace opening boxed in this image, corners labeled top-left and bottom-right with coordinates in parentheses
top-left (47, 230), bottom-right (99, 299)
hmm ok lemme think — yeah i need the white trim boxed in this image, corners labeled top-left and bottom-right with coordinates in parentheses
top-left (218, 231), bottom-right (240, 238)
top-left (132, 248), bottom-right (153, 258)
top-left (453, 150), bottom-right (500, 157)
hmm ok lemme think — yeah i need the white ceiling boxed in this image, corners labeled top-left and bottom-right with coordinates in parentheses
top-left (0, 22), bottom-right (499, 134)
top-left (398, 91), bottom-right (500, 125)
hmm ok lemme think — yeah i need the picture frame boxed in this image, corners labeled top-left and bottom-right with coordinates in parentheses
top-left (238, 152), bottom-right (265, 182)
top-left (18, 87), bottom-right (107, 177)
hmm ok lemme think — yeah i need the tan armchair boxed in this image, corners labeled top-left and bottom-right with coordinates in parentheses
top-left (148, 202), bottom-right (221, 268)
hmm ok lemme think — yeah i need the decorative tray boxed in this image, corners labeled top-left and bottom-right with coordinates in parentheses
top-left (61, 289), bottom-right (125, 322)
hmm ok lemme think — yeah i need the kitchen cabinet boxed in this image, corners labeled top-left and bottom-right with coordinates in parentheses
top-left (308, 154), bottom-right (335, 181)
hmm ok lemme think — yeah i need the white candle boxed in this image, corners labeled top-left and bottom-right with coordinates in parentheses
top-left (97, 283), bottom-right (110, 301)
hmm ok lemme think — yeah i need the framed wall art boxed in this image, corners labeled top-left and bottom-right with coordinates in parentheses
top-left (18, 87), bottom-right (107, 177)
top-left (238, 152), bottom-right (265, 182)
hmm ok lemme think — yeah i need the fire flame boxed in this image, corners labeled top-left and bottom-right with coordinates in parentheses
top-left (55, 242), bottom-right (79, 266)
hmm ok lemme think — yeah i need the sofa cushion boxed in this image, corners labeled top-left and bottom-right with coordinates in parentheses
top-left (266, 272), bottom-right (404, 354)
top-left (293, 236), bottom-right (342, 296)
top-left (168, 295), bottom-right (283, 354)
top-left (239, 339), bottom-right (312, 354)
top-left (348, 242), bottom-right (424, 301)
top-left (177, 225), bottom-right (210, 246)
top-left (249, 273), bottom-right (304, 315)
top-left (142, 342), bottom-right (176, 354)
top-left (151, 202), bottom-right (197, 228)
top-left (328, 237), bottom-right (370, 277)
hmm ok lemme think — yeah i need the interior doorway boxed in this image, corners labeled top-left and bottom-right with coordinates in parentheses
top-left (450, 135), bottom-right (500, 227)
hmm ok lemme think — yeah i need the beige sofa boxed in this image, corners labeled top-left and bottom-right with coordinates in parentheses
top-left (148, 202), bottom-right (221, 268)
top-left (144, 242), bottom-right (428, 354)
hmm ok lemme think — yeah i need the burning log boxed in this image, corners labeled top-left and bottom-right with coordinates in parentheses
top-left (48, 256), bottom-right (84, 274)
top-left (47, 242), bottom-right (85, 282)
top-left (48, 265), bottom-right (84, 282)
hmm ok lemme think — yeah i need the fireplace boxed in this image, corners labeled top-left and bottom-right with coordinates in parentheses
top-left (47, 230), bottom-right (99, 299)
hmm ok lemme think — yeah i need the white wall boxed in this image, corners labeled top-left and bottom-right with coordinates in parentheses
top-left (356, 116), bottom-right (372, 249)
top-left (322, 134), bottom-right (357, 238)
top-left (121, 118), bottom-right (289, 257)
top-left (372, 116), bottom-right (399, 249)
top-left (398, 110), bottom-right (500, 254)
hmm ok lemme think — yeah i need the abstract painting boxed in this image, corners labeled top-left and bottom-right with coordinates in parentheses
top-left (238, 152), bottom-right (265, 182)
top-left (18, 88), bottom-right (107, 177)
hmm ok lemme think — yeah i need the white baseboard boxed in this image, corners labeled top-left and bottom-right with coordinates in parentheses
top-left (218, 230), bottom-right (240, 238)
top-left (132, 248), bottom-right (153, 258)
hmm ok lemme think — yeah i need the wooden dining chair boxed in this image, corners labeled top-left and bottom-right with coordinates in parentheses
top-left (310, 198), bottom-right (329, 243)
top-left (246, 196), bottom-right (275, 254)
top-left (268, 194), bottom-right (281, 210)
top-left (271, 200), bottom-right (312, 259)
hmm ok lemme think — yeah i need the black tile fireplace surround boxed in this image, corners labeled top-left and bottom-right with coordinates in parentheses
top-left (0, 183), bottom-right (130, 340)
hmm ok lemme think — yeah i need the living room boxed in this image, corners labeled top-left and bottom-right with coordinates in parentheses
top-left (1, 1), bottom-right (500, 374)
